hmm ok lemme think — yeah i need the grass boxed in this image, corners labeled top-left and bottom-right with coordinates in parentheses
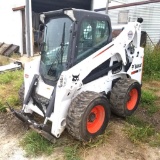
top-left (0, 99), bottom-right (7, 112)
top-left (64, 144), bottom-right (81, 160)
top-left (143, 47), bottom-right (160, 81)
top-left (0, 71), bottom-right (23, 84)
top-left (125, 124), bottom-right (155, 143)
top-left (20, 131), bottom-right (54, 157)
top-left (126, 115), bottom-right (148, 127)
top-left (63, 130), bottom-right (111, 160)
top-left (0, 55), bottom-right (10, 66)
top-left (149, 133), bottom-right (160, 147)
top-left (126, 89), bottom-right (160, 144)
top-left (140, 90), bottom-right (159, 115)
top-left (0, 70), bottom-right (23, 112)
top-left (146, 105), bottom-right (160, 115)
top-left (141, 90), bottom-right (157, 106)
top-left (20, 127), bottom-right (112, 159)
top-left (11, 53), bottom-right (21, 59)
top-left (125, 115), bottom-right (155, 143)
top-left (125, 56), bottom-right (160, 144)
top-left (20, 130), bottom-right (81, 159)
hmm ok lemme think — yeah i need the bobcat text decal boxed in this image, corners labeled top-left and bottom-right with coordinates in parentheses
top-left (132, 63), bottom-right (142, 69)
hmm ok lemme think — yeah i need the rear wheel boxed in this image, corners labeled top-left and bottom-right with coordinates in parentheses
top-left (18, 83), bottom-right (24, 105)
top-left (110, 78), bottom-right (141, 117)
top-left (18, 83), bottom-right (49, 106)
top-left (66, 91), bottom-right (111, 141)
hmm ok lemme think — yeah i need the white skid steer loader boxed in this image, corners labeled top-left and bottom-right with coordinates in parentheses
top-left (9, 8), bottom-right (144, 141)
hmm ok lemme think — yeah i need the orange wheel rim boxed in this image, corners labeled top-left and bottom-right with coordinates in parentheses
top-left (87, 105), bottom-right (105, 134)
top-left (127, 89), bottom-right (138, 110)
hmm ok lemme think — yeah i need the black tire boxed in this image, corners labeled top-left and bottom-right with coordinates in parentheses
top-left (18, 83), bottom-right (24, 105)
top-left (110, 78), bottom-right (141, 117)
top-left (18, 83), bottom-right (49, 106)
top-left (66, 91), bottom-right (111, 141)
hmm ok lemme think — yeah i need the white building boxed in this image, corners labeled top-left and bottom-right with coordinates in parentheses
top-left (106, 0), bottom-right (160, 45)
top-left (93, 0), bottom-right (125, 10)
top-left (0, 0), bottom-right (25, 54)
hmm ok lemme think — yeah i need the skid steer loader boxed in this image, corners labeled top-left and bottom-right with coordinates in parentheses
top-left (9, 8), bottom-right (144, 141)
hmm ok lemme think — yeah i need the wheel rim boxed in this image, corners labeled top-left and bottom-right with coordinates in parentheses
top-left (127, 88), bottom-right (138, 110)
top-left (87, 105), bottom-right (105, 134)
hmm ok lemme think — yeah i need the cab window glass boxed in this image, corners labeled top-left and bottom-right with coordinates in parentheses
top-left (75, 19), bottom-right (110, 64)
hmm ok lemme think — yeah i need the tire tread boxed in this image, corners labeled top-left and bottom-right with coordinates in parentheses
top-left (110, 78), bottom-right (140, 117)
top-left (66, 91), bottom-right (105, 141)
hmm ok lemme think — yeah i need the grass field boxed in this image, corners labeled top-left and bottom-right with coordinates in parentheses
top-left (0, 70), bottom-right (23, 111)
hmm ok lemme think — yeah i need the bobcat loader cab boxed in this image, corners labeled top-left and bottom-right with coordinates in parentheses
top-left (10, 8), bottom-right (144, 141)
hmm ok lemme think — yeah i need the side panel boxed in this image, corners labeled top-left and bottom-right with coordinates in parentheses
top-left (127, 47), bottom-right (144, 83)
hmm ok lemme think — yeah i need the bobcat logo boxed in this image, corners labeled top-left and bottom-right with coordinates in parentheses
top-left (72, 74), bottom-right (80, 82)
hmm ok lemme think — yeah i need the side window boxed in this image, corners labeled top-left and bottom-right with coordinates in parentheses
top-left (75, 19), bottom-right (110, 64)
top-left (95, 21), bottom-right (109, 43)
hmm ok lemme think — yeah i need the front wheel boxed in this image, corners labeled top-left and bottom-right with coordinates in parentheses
top-left (66, 91), bottom-right (111, 141)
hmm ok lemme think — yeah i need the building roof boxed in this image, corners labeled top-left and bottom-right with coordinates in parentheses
top-left (32, 0), bottom-right (92, 13)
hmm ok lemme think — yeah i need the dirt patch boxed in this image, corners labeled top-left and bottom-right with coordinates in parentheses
top-left (0, 112), bottom-right (27, 160)
top-left (17, 54), bottom-right (40, 66)
top-left (143, 81), bottom-right (160, 97)
top-left (0, 112), bottom-right (26, 136)
top-left (0, 54), bottom-right (39, 69)
top-left (0, 55), bottom-right (10, 66)
top-left (135, 107), bottom-right (160, 132)
top-left (0, 112), bottom-right (64, 160)
top-left (84, 118), bottom-right (160, 160)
